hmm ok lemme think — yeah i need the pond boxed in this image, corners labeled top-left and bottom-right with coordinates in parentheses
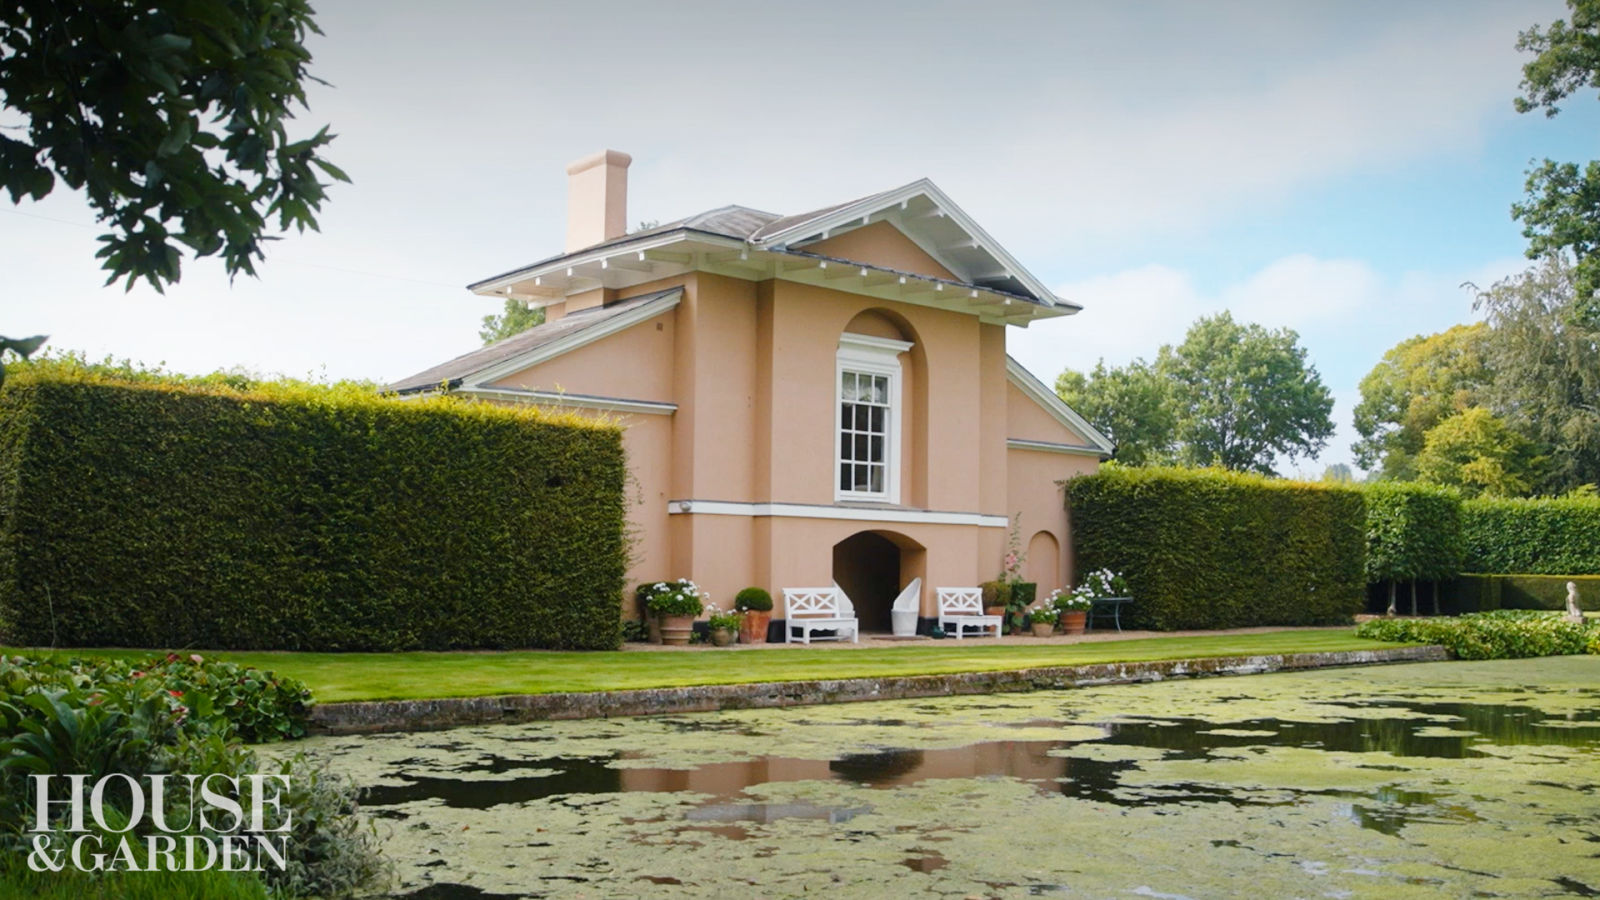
top-left (298, 656), bottom-right (1600, 898)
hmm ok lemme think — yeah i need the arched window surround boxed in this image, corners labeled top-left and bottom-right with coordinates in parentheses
top-left (835, 332), bottom-right (913, 504)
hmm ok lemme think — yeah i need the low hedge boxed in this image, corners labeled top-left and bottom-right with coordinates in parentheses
top-left (0, 361), bottom-right (628, 651)
top-left (1064, 466), bottom-right (1366, 630)
top-left (1442, 573), bottom-right (1600, 614)
top-left (1462, 496), bottom-right (1600, 574)
top-left (1356, 610), bottom-right (1596, 660)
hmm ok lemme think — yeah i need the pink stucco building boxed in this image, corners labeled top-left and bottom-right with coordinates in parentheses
top-left (391, 151), bottom-right (1112, 633)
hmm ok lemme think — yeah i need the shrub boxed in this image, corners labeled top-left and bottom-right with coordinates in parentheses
top-left (979, 581), bottom-right (1012, 609)
top-left (0, 359), bottom-right (628, 651)
top-left (1461, 495), bottom-right (1600, 574)
top-left (1065, 466), bottom-right (1366, 630)
top-left (0, 652), bottom-right (385, 897)
top-left (1027, 607), bottom-right (1058, 626)
top-left (1442, 574), bottom-right (1600, 614)
top-left (1357, 610), bottom-right (1595, 660)
top-left (734, 587), bottom-right (773, 613)
top-left (0, 653), bottom-right (311, 743)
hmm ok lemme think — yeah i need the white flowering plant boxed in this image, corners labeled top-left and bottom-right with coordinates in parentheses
top-left (643, 578), bottom-right (706, 617)
top-left (1048, 587), bottom-right (1092, 613)
top-left (704, 601), bottom-right (742, 630)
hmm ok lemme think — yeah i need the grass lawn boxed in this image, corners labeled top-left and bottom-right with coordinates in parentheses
top-left (6, 630), bottom-right (1403, 702)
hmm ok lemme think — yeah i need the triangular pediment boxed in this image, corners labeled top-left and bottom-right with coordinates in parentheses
top-left (748, 179), bottom-right (1060, 307)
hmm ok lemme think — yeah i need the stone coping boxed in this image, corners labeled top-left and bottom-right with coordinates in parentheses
top-left (308, 645), bottom-right (1449, 736)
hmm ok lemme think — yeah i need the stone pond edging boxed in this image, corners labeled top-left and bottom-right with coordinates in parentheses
top-left (308, 645), bottom-right (1449, 735)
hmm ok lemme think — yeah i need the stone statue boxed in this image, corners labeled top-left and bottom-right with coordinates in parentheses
top-left (1567, 581), bottom-right (1584, 623)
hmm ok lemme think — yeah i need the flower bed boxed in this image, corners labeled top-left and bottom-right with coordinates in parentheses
top-left (1356, 610), bottom-right (1598, 660)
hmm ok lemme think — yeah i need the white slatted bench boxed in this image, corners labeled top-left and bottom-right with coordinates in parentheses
top-left (783, 587), bottom-right (859, 644)
top-left (937, 587), bottom-right (1001, 639)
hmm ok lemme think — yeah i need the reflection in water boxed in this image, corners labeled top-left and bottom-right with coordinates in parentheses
top-left (342, 659), bottom-right (1600, 900)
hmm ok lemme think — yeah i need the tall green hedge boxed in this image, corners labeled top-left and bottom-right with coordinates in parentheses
top-left (1362, 482), bottom-right (1463, 584)
top-left (0, 368), bottom-right (628, 651)
top-left (1462, 496), bottom-right (1600, 575)
top-left (1064, 466), bottom-right (1366, 630)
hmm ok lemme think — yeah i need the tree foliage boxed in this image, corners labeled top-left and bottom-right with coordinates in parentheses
top-left (1514, 0), bottom-right (1600, 321)
top-left (1473, 255), bottom-right (1600, 493)
top-left (0, 0), bottom-right (347, 292)
top-left (1413, 407), bottom-right (1545, 499)
top-left (479, 298), bottom-right (546, 345)
top-left (1156, 312), bottom-right (1334, 474)
top-left (1351, 323), bottom-right (1492, 479)
top-left (1054, 359), bottom-right (1174, 466)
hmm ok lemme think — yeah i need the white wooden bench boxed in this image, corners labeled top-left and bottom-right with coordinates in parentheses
top-left (783, 587), bottom-right (859, 644)
top-left (937, 587), bottom-right (1001, 639)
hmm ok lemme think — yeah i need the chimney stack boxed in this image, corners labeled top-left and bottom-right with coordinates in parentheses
top-left (564, 149), bottom-right (631, 252)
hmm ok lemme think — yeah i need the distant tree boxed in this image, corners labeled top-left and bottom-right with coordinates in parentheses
top-left (1351, 324), bottom-right (1492, 480)
top-left (1321, 463), bottom-right (1356, 484)
top-left (1413, 407), bottom-right (1545, 499)
top-left (1472, 256), bottom-right (1600, 493)
top-left (1054, 359), bottom-right (1176, 466)
top-left (1513, 0), bottom-right (1600, 322)
top-left (1155, 312), bottom-right (1335, 474)
top-left (479, 299), bottom-right (545, 345)
top-left (0, 1), bottom-right (346, 292)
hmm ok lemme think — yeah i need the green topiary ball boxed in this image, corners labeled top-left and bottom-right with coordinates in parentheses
top-left (734, 587), bottom-right (773, 612)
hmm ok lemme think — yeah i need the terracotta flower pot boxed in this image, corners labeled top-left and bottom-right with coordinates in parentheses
top-left (659, 614), bottom-right (694, 646)
top-left (985, 606), bottom-right (1006, 618)
top-left (739, 610), bottom-right (771, 644)
top-left (710, 626), bottom-right (736, 647)
top-left (1058, 610), bottom-right (1087, 635)
top-left (1030, 621), bottom-right (1055, 638)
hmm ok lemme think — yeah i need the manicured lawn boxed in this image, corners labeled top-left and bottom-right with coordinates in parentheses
top-left (7, 629), bottom-right (1402, 702)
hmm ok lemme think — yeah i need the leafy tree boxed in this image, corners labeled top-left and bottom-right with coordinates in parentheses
top-left (1351, 323), bottom-right (1492, 479)
top-left (0, 1), bottom-right (347, 292)
top-left (1054, 359), bottom-right (1175, 465)
top-left (1321, 463), bottom-right (1356, 484)
top-left (1514, 0), bottom-right (1600, 321)
top-left (1155, 312), bottom-right (1335, 474)
top-left (479, 298), bottom-right (546, 345)
top-left (1472, 255), bottom-right (1600, 493)
top-left (1414, 407), bottom-right (1545, 499)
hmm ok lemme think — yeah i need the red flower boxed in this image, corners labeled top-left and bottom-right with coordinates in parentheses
top-left (129, 670), bottom-right (145, 679)
top-left (168, 689), bottom-right (184, 698)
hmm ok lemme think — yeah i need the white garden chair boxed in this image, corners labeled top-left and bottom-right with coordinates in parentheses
top-left (890, 577), bottom-right (922, 637)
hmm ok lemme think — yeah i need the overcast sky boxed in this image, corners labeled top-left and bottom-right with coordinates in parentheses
top-left (3, 1), bottom-right (1597, 475)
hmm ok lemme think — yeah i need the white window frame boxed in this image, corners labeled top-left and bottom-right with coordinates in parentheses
top-left (835, 333), bottom-right (912, 504)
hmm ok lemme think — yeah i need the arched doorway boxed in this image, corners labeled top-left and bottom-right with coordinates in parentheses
top-left (832, 530), bottom-right (926, 633)
top-left (1026, 531), bottom-right (1060, 592)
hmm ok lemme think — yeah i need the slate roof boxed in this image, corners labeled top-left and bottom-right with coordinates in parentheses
top-left (385, 287), bottom-right (681, 394)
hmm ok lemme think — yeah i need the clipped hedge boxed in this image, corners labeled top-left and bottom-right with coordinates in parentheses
top-left (1442, 573), bottom-right (1600, 614)
top-left (1362, 482), bottom-right (1462, 583)
top-left (0, 366), bottom-right (628, 651)
top-left (1462, 496), bottom-right (1600, 574)
top-left (1064, 466), bottom-right (1366, 630)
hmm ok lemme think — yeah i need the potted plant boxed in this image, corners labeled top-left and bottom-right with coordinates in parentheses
top-left (706, 603), bottom-right (742, 647)
top-left (734, 587), bottom-right (773, 644)
top-left (999, 513), bottom-right (1032, 634)
top-left (643, 578), bottom-right (705, 645)
top-left (1027, 607), bottom-right (1057, 637)
top-left (980, 580), bottom-right (1012, 619)
top-left (1050, 588), bottom-right (1092, 635)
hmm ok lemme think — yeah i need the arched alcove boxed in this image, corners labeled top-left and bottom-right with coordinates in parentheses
top-left (1025, 530), bottom-right (1061, 592)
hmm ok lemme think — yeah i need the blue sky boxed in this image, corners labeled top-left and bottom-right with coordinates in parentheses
top-left (1, 1), bottom-right (1596, 475)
